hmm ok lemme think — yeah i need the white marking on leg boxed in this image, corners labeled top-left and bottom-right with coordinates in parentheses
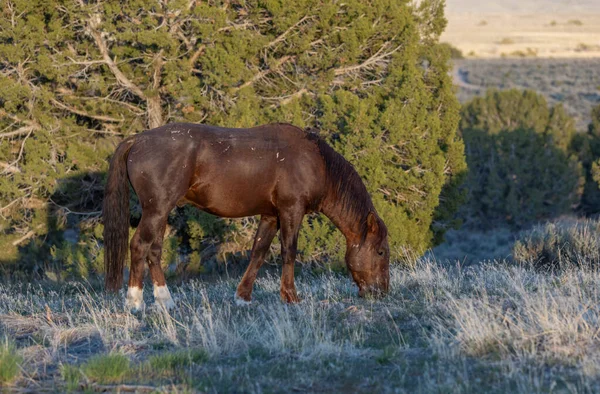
top-left (125, 286), bottom-right (145, 312)
top-left (234, 293), bottom-right (251, 306)
top-left (153, 285), bottom-right (175, 310)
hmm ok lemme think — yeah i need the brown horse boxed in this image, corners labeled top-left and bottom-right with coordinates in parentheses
top-left (103, 123), bottom-right (389, 311)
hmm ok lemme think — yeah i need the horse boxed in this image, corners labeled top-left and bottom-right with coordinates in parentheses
top-left (103, 122), bottom-right (390, 311)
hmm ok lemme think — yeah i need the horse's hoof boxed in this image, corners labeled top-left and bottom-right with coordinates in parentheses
top-left (154, 298), bottom-right (176, 311)
top-left (280, 291), bottom-right (300, 304)
top-left (125, 286), bottom-right (145, 314)
top-left (153, 285), bottom-right (175, 311)
top-left (234, 293), bottom-right (252, 306)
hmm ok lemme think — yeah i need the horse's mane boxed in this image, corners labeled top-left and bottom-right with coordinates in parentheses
top-left (305, 128), bottom-right (385, 243)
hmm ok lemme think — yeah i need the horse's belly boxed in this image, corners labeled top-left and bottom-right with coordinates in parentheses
top-left (181, 177), bottom-right (277, 218)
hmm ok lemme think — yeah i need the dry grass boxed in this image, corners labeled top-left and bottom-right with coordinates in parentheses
top-left (1, 247), bottom-right (600, 391)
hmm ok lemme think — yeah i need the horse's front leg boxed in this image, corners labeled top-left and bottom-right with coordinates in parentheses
top-left (235, 215), bottom-right (279, 303)
top-left (279, 209), bottom-right (304, 303)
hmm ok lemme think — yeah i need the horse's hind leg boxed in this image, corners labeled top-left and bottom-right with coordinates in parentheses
top-left (147, 227), bottom-right (175, 310)
top-left (126, 210), bottom-right (170, 312)
top-left (235, 215), bottom-right (279, 303)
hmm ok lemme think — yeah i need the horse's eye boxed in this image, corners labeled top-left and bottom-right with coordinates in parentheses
top-left (378, 249), bottom-right (384, 256)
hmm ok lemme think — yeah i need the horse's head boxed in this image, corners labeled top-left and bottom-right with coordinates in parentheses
top-left (345, 212), bottom-right (390, 298)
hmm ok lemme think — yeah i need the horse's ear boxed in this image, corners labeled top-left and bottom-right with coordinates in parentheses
top-left (367, 212), bottom-right (379, 234)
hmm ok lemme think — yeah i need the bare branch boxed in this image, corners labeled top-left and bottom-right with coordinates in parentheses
top-left (12, 229), bottom-right (36, 246)
top-left (50, 98), bottom-right (123, 123)
top-left (232, 56), bottom-right (294, 93)
top-left (334, 41), bottom-right (403, 77)
top-left (1, 127), bottom-right (34, 175)
top-left (89, 18), bottom-right (146, 99)
top-left (0, 197), bottom-right (22, 214)
top-left (266, 16), bottom-right (312, 49)
top-left (0, 161), bottom-right (21, 173)
top-left (147, 51), bottom-right (165, 128)
top-left (188, 44), bottom-right (206, 70)
top-left (0, 125), bottom-right (36, 139)
top-left (266, 88), bottom-right (312, 108)
top-left (218, 21), bottom-right (253, 33)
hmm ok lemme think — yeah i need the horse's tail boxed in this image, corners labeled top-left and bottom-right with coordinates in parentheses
top-left (103, 137), bottom-right (135, 292)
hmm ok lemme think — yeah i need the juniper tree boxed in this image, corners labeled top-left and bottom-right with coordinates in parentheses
top-left (460, 89), bottom-right (582, 228)
top-left (572, 104), bottom-right (600, 214)
top-left (0, 0), bottom-right (464, 275)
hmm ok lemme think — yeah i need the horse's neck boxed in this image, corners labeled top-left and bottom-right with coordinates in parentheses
top-left (320, 193), bottom-right (364, 245)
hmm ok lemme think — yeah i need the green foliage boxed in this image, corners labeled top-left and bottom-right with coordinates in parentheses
top-left (513, 219), bottom-right (600, 270)
top-left (0, 340), bottom-right (21, 385)
top-left (146, 349), bottom-right (208, 376)
top-left (572, 105), bottom-right (600, 214)
top-left (60, 364), bottom-right (82, 393)
top-left (0, 0), bottom-right (464, 272)
top-left (81, 353), bottom-right (130, 384)
top-left (439, 42), bottom-right (464, 59)
top-left (460, 90), bottom-right (582, 228)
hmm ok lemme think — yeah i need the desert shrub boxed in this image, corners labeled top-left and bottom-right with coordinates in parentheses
top-left (460, 89), bottom-right (583, 228)
top-left (0, 0), bottom-right (465, 275)
top-left (512, 219), bottom-right (600, 270)
top-left (498, 37), bottom-right (515, 45)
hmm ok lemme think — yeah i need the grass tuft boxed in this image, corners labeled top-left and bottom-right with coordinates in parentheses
top-left (376, 346), bottom-right (397, 365)
top-left (0, 340), bottom-right (21, 385)
top-left (147, 349), bottom-right (209, 373)
top-left (60, 364), bottom-right (81, 393)
top-left (81, 353), bottom-right (130, 384)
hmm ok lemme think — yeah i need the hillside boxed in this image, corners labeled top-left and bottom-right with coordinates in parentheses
top-left (451, 58), bottom-right (600, 129)
top-left (442, 0), bottom-right (600, 58)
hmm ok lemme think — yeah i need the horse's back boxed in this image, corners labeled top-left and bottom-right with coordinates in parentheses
top-left (126, 123), bottom-right (327, 217)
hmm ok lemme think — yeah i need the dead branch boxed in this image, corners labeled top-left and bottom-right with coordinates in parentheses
top-left (267, 88), bottom-right (312, 108)
top-left (188, 44), bottom-right (206, 70)
top-left (88, 18), bottom-right (146, 99)
top-left (334, 40), bottom-right (403, 77)
top-left (0, 125), bottom-right (36, 139)
top-left (232, 56), bottom-right (294, 93)
top-left (266, 15), bottom-right (312, 49)
top-left (147, 51), bottom-right (165, 128)
top-left (0, 161), bottom-right (21, 173)
top-left (50, 98), bottom-right (123, 123)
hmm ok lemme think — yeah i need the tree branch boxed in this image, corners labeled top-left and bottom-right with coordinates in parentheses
top-left (334, 41), bottom-right (403, 77)
top-left (265, 88), bottom-right (312, 108)
top-left (266, 16), bottom-right (312, 49)
top-left (0, 161), bottom-right (21, 173)
top-left (188, 44), bottom-right (206, 70)
top-left (50, 98), bottom-right (123, 123)
top-left (89, 19), bottom-right (146, 99)
top-left (147, 51), bottom-right (164, 128)
top-left (232, 56), bottom-right (294, 93)
top-left (0, 125), bottom-right (36, 139)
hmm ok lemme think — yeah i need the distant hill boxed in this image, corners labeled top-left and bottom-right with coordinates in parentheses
top-left (442, 0), bottom-right (600, 58)
top-left (445, 0), bottom-right (600, 14)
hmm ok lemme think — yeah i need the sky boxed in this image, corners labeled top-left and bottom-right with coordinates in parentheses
top-left (444, 0), bottom-right (600, 14)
